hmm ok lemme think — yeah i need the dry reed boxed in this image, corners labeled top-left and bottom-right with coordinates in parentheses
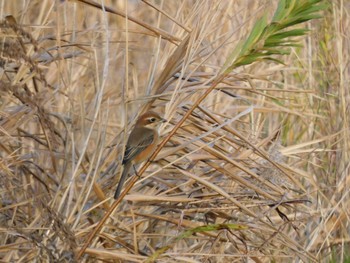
top-left (0, 0), bottom-right (349, 262)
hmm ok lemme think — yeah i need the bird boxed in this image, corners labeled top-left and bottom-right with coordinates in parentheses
top-left (114, 111), bottom-right (166, 199)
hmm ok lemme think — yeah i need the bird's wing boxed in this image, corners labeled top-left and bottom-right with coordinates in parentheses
top-left (122, 128), bottom-right (155, 164)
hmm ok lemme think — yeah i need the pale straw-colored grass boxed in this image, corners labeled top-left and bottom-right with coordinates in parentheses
top-left (0, 0), bottom-right (349, 262)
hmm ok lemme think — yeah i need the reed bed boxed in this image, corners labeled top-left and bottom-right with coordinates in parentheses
top-left (0, 0), bottom-right (349, 262)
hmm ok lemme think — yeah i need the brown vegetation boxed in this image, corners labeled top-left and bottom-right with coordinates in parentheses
top-left (0, 0), bottom-right (349, 262)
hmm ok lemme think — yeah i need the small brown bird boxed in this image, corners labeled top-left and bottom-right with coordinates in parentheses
top-left (114, 111), bottom-right (166, 199)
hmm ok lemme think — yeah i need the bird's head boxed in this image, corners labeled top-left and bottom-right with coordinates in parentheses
top-left (135, 111), bottom-right (166, 129)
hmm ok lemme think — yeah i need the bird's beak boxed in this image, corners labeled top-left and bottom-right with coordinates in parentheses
top-left (161, 118), bottom-right (167, 123)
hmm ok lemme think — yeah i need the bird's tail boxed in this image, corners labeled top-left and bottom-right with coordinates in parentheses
top-left (114, 162), bottom-right (132, 199)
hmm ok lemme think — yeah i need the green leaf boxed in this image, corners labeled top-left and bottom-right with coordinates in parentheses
top-left (221, 40), bottom-right (244, 73)
top-left (272, 0), bottom-right (287, 22)
top-left (233, 53), bottom-right (265, 67)
top-left (239, 15), bottom-right (268, 56)
top-left (269, 28), bottom-right (310, 40)
top-left (220, 0), bottom-right (327, 74)
top-left (264, 57), bottom-right (287, 65)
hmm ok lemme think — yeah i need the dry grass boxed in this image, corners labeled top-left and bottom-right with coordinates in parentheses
top-left (0, 0), bottom-right (349, 262)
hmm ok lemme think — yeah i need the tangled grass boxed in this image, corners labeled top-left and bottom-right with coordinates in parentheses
top-left (0, 0), bottom-right (349, 262)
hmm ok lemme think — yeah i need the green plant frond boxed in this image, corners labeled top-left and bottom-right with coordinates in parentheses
top-left (239, 14), bottom-right (268, 56)
top-left (272, 0), bottom-right (287, 22)
top-left (263, 48), bottom-right (291, 55)
top-left (268, 28), bottom-right (310, 40)
top-left (222, 15), bottom-right (268, 73)
top-left (282, 14), bottom-right (322, 28)
top-left (264, 39), bottom-right (301, 47)
top-left (221, 40), bottom-right (244, 73)
top-left (261, 22), bottom-right (280, 38)
top-left (273, 0), bottom-right (298, 22)
top-left (222, 0), bottom-right (326, 73)
top-left (296, 3), bottom-right (328, 16)
top-left (233, 53), bottom-right (265, 67)
top-left (293, 0), bottom-right (325, 16)
top-left (264, 37), bottom-right (306, 47)
top-left (263, 57), bottom-right (287, 65)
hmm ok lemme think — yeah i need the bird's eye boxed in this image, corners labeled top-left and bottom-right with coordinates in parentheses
top-left (149, 117), bottom-right (156, 123)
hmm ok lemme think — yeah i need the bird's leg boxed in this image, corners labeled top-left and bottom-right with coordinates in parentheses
top-left (133, 164), bottom-right (141, 178)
